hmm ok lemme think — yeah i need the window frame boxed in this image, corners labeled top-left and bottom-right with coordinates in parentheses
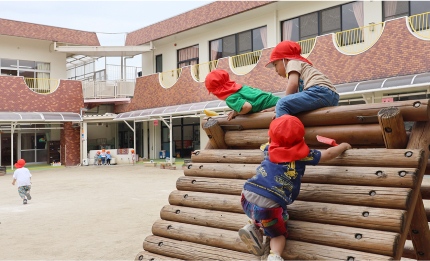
top-left (208, 25), bottom-right (267, 61)
top-left (155, 54), bottom-right (162, 73)
top-left (177, 45), bottom-right (199, 69)
top-left (0, 58), bottom-right (50, 78)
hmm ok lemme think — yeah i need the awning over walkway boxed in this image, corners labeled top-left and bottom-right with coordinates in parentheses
top-left (0, 112), bottom-right (82, 122)
top-left (115, 72), bottom-right (430, 121)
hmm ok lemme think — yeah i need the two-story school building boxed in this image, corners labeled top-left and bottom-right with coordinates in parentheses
top-left (1, 1), bottom-right (430, 167)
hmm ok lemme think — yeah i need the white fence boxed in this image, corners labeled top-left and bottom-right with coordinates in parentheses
top-left (82, 80), bottom-right (135, 99)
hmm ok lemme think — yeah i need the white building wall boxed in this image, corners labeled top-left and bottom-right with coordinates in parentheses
top-left (0, 35), bottom-right (66, 79)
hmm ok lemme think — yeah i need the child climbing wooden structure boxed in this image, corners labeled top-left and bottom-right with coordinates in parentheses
top-left (135, 99), bottom-right (430, 260)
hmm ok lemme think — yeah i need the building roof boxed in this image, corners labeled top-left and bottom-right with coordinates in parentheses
top-left (125, 1), bottom-right (273, 46)
top-left (0, 18), bottom-right (100, 46)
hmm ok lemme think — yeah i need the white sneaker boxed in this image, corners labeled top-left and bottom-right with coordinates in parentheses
top-left (238, 222), bottom-right (264, 256)
top-left (268, 252), bottom-right (284, 261)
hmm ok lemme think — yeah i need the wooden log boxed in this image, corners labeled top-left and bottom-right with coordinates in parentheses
top-left (143, 235), bottom-right (259, 261)
top-left (168, 190), bottom-right (243, 213)
top-left (134, 251), bottom-right (183, 261)
top-left (394, 121), bottom-right (430, 260)
top-left (161, 203), bottom-right (406, 233)
top-left (403, 240), bottom-right (417, 259)
top-left (152, 219), bottom-right (399, 257)
top-left (185, 163), bottom-right (418, 188)
top-left (224, 124), bottom-right (384, 149)
top-left (191, 148), bottom-right (424, 168)
top-left (378, 107), bottom-right (408, 149)
top-left (176, 176), bottom-right (412, 209)
top-left (207, 99), bottom-right (430, 129)
top-left (422, 176), bottom-right (430, 199)
top-left (202, 118), bottom-right (228, 149)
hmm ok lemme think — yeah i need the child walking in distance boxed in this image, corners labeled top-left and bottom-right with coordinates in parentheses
top-left (11, 159), bottom-right (33, 205)
top-left (239, 115), bottom-right (351, 260)
top-left (266, 41), bottom-right (339, 118)
top-left (205, 69), bottom-right (280, 121)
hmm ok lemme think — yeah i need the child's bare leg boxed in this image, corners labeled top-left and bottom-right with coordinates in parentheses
top-left (270, 235), bottom-right (285, 256)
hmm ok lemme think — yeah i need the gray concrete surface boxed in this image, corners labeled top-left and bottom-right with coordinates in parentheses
top-left (0, 164), bottom-right (183, 260)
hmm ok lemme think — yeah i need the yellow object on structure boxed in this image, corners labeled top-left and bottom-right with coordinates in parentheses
top-left (203, 109), bottom-right (219, 117)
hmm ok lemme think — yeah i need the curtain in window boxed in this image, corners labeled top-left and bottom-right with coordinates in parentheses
top-left (210, 40), bottom-right (221, 61)
top-left (384, 1), bottom-right (398, 18)
top-left (353, 1), bottom-right (364, 27)
top-left (282, 20), bottom-right (293, 41)
top-left (259, 26), bottom-right (267, 48)
top-left (178, 45), bottom-right (199, 64)
top-left (36, 63), bottom-right (50, 92)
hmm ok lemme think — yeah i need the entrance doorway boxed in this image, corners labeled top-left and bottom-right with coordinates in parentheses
top-left (1, 133), bottom-right (17, 166)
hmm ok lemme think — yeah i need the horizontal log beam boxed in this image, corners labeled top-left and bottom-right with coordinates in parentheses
top-left (191, 148), bottom-right (424, 168)
top-left (176, 176), bottom-right (412, 209)
top-left (143, 235), bottom-right (258, 260)
top-left (152, 219), bottom-right (399, 257)
top-left (162, 203), bottom-right (406, 233)
top-left (134, 251), bottom-right (183, 261)
top-left (206, 99), bottom-right (430, 129)
top-left (185, 163), bottom-right (418, 188)
top-left (224, 124), bottom-right (384, 149)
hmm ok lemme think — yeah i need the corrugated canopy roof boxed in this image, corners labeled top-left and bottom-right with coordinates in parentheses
top-left (115, 72), bottom-right (430, 121)
top-left (0, 112), bottom-right (82, 122)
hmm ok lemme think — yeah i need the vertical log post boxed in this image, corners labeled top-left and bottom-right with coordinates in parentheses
top-left (202, 118), bottom-right (228, 149)
top-left (378, 107), bottom-right (430, 260)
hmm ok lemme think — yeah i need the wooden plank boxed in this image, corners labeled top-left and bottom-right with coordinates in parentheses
top-left (394, 121), bottom-right (430, 260)
top-left (191, 148), bottom-right (424, 168)
top-left (185, 163), bottom-right (418, 188)
top-left (408, 195), bottom-right (430, 260)
top-left (224, 124), bottom-right (384, 148)
top-left (143, 235), bottom-right (259, 260)
top-left (208, 99), bottom-right (430, 129)
top-left (403, 240), bottom-right (417, 259)
top-left (151, 219), bottom-right (399, 257)
top-left (176, 176), bottom-right (412, 209)
top-left (134, 251), bottom-right (183, 261)
top-left (162, 203), bottom-right (406, 233)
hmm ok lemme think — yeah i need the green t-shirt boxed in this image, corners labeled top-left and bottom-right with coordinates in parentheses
top-left (225, 85), bottom-right (280, 113)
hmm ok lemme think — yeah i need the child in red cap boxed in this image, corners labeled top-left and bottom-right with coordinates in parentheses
top-left (266, 41), bottom-right (339, 118)
top-left (205, 69), bottom-right (280, 121)
top-left (239, 115), bottom-right (351, 260)
top-left (11, 159), bottom-right (33, 205)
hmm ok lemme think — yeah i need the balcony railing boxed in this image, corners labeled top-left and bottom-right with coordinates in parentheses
top-left (229, 50), bottom-right (262, 75)
top-left (409, 12), bottom-right (430, 39)
top-left (298, 38), bottom-right (316, 56)
top-left (191, 60), bottom-right (218, 82)
top-left (334, 22), bottom-right (385, 55)
top-left (82, 80), bottom-right (135, 99)
top-left (159, 68), bottom-right (182, 88)
top-left (24, 78), bottom-right (59, 94)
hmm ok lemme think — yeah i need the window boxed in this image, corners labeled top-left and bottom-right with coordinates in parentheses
top-left (155, 54), bottom-right (162, 73)
top-left (281, 2), bottom-right (363, 42)
top-left (177, 45), bottom-right (199, 68)
top-left (384, 1), bottom-right (430, 20)
top-left (0, 59), bottom-right (50, 78)
top-left (209, 26), bottom-right (267, 60)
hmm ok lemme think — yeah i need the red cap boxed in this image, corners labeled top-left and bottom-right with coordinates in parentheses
top-left (15, 158), bottom-right (26, 168)
top-left (265, 41), bottom-right (312, 68)
top-left (268, 115), bottom-right (309, 163)
top-left (204, 69), bottom-right (242, 100)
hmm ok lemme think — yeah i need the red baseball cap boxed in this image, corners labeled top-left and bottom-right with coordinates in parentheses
top-left (14, 159), bottom-right (26, 168)
top-left (204, 69), bottom-right (242, 100)
top-left (265, 41), bottom-right (312, 68)
top-left (268, 115), bottom-right (309, 163)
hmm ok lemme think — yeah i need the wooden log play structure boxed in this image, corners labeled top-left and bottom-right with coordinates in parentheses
top-left (135, 99), bottom-right (430, 261)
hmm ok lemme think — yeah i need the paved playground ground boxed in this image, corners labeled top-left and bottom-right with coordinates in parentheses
top-left (0, 164), bottom-right (183, 260)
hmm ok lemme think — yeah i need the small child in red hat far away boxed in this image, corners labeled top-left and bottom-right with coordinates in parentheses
top-left (239, 115), bottom-right (351, 260)
top-left (266, 40), bottom-right (339, 118)
top-left (11, 159), bottom-right (33, 205)
top-left (205, 69), bottom-right (280, 121)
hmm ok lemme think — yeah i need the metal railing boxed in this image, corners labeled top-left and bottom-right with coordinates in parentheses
top-left (24, 78), bottom-right (59, 94)
top-left (297, 38), bottom-right (316, 56)
top-left (159, 68), bottom-right (182, 88)
top-left (334, 22), bottom-right (385, 55)
top-left (82, 80), bottom-right (135, 99)
top-left (191, 60), bottom-right (218, 82)
top-left (230, 50), bottom-right (262, 69)
top-left (409, 12), bottom-right (430, 39)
